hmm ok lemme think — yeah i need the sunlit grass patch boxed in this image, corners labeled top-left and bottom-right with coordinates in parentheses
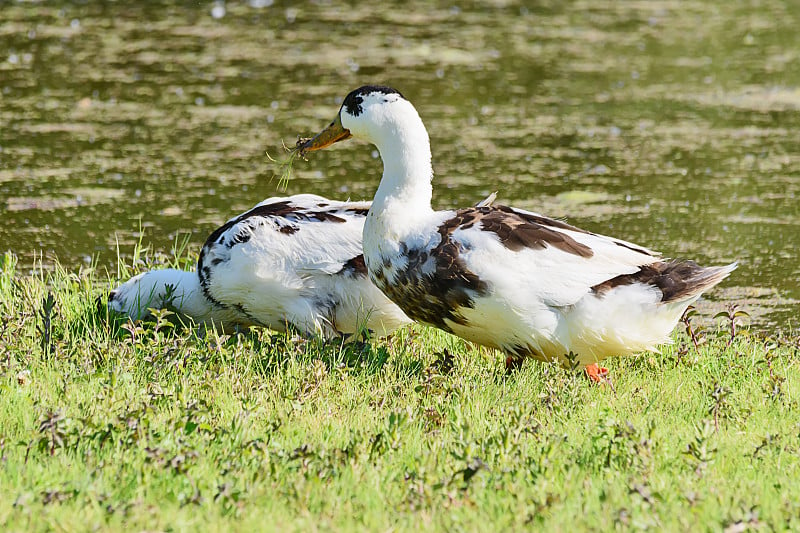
top-left (0, 250), bottom-right (798, 531)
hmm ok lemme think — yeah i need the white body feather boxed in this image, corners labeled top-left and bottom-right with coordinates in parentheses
top-left (109, 194), bottom-right (411, 338)
top-left (319, 87), bottom-right (736, 367)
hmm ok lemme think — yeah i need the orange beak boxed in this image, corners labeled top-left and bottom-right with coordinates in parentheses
top-left (297, 113), bottom-right (352, 154)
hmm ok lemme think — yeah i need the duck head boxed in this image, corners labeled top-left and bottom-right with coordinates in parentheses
top-left (299, 85), bottom-right (421, 153)
top-left (298, 85), bottom-right (435, 213)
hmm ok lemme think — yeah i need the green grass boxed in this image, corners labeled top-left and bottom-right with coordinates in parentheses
top-left (0, 250), bottom-right (798, 532)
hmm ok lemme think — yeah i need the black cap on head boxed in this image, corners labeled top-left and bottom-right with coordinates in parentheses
top-left (342, 85), bottom-right (404, 117)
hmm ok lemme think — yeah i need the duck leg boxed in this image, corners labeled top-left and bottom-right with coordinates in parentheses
top-left (584, 363), bottom-right (611, 384)
top-left (505, 355), bottom-right (525, 373)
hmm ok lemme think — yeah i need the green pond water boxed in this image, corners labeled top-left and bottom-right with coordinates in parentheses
top-left (1, 1), bottom-right (798, 330)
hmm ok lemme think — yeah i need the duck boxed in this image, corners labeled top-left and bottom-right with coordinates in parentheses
top-left (297, 85), bottom-right (737, 381)
top-left (108, 194), bottom-right (412, 338)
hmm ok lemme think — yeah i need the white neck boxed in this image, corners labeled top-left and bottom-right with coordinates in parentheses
top-left (142, 269), bottom-right (213, 320)
top-left (368, 103), bottom-right (435, 217)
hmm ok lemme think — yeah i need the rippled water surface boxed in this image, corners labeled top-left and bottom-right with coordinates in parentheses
top-left (1, 1), bottom-right (798, 329)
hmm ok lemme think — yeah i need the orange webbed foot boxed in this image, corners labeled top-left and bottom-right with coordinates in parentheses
top-left (584, 364), bottom-right (612, 386)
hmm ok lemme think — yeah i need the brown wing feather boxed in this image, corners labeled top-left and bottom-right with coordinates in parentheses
top-left (591, 260), bottom-right (729, 303)
top-left (451, 206), bottom-right (595, 257)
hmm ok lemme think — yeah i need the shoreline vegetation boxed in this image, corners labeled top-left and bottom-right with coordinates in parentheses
top-left (1, 248), bottom-right (798, 531)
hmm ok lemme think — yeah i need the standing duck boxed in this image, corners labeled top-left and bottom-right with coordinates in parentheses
top-left (298, 86), bottom-right (736, 380)
top-left (109, 194), bottom-right (411, 338)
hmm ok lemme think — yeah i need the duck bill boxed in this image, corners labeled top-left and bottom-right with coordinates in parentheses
top-left (298, 114), bottom-right (352, 153)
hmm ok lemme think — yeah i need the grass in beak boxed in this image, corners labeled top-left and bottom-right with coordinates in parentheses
top-left (266, 138), bottom-right (310, 191)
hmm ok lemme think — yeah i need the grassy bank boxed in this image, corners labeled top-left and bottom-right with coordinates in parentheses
top-left (0, 251), bottom-right (798, 532)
